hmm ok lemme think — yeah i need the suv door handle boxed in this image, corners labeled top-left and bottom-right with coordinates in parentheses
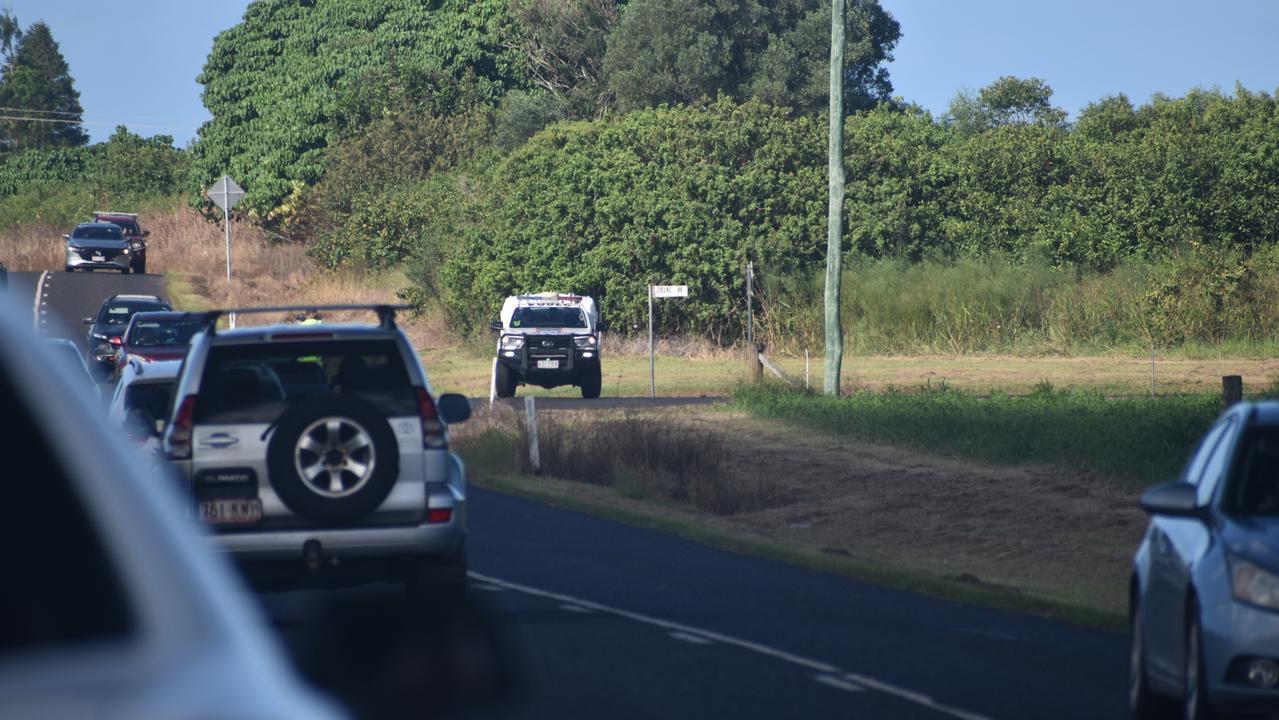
top-left (201, 433), bottom-right (239, 449)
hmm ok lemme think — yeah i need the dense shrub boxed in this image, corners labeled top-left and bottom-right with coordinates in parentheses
top-left (436, 97), bottom-right (828, 338)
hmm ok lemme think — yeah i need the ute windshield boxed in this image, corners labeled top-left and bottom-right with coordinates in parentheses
top-left (511, 307), bottom-right (587, 329)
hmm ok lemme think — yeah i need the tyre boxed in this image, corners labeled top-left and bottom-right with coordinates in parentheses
top-left (580, 362), bottom-right (601, 399)
top-left (133, 258), bottom-right (146, 274)
top-left (494, 361), bottom-right (517, 398)
top-left (1183, 605), bottom-right (1215, 720)
top-left (64, 266), bottom-right (74, 273)
top-left (120, 265), bottom-right (131, 274)
top-left (265, 395), bottom-right (400, 524)
top-left (1130, 602), bottom-right (1175, 719)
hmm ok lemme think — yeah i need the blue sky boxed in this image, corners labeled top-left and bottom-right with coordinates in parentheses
top-left (10, 0), bottom-right (1279, 146)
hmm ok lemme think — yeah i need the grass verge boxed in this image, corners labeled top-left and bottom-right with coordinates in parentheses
top-left (733, 382), bottom-right (1222, 486)
top-left (455, 410), bottom-right (1127, 632)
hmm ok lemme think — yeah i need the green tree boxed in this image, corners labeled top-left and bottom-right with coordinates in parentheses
top-left (190, 0), bottom-right (531, 224)
top-left (0, 8), bottom-right (22, 75)
top-left (93, 126), bottom-right (188, 204)
top-left (603, 0), bottom-right (899, 114)
top-left (504, 0), bottom-right (620, 117)
top-left (0, 21), bottom-right (87, 152)
top-left (944, 76), bottom-right (1066, 134)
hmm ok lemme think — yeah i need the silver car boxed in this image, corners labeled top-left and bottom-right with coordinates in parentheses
top-left (1130, 401), bottom-right (1279, 719)
top-left (64, 222), bottom-right (137, 273)
top-left (0, 297), bottom-right (342, 720)
top-left (108, 357), bottom-right (183, 464)
top-left (162, 304), bottom-right (471, 592)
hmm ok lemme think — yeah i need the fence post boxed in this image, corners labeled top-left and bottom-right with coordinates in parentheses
top-left (1223, 376), bottom-right (1243, 408)
top-left (489, 358), bottom-right (498, 407)
top-left (524, 396), bottom-right (540, 474)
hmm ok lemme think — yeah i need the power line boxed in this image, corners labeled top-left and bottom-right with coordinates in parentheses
top-left (0, 105), bottom-right (81, 117)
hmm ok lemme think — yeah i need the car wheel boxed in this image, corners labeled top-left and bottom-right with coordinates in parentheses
top-left (133, 259), bottom-right (146, 274)
top-left (64, 266), bottom-right (74, 273)
top-left (1130, 603), bottom-right (1175, 719)
top-left (266, 396), bottom-right (400, 524)
top-left (580, 363), bottom-right (601, 399)
top-left (494, 362), bottom-right (516, 398)
top-left (120, 265), bottom-right (131, 274)
top-left (1183, 603), bottom-right (1215, 720)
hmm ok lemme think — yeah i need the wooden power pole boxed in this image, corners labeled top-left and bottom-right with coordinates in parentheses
top-left (824, 0), bottom-right (846, 395)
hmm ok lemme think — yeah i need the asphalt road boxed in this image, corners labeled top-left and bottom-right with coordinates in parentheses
top-left (14, 269), bottom-right (1129, 718)
top-left (260, 485), bottom-right (1127, 720)
top-left (12, 269), bottom-right (170, 351)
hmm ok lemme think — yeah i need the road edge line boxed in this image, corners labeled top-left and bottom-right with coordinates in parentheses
top-left (32, 270), bottom-right (48, 331)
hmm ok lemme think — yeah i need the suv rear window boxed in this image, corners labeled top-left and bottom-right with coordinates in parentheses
top-left (126, 381), bottom-right (174, 423)
top-left (194, 340), bottom-right (415, 423)
top-left (127, 318), bottom-right (203, 346)
top-left (98, 301), bottom-right (167, 325)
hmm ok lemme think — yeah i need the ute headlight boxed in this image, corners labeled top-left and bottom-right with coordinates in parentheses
top-left (500, 335), bottom-right (525, 351)
top-left (1231, 557), bottom-right (1279, 611)
top-left (574, 335), bottom-right (596, 349)
top-left (130, 241), bottom-right (143, 250)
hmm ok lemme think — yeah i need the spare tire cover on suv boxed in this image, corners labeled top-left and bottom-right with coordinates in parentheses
top-left (266, 395), bottom-right (400, 524)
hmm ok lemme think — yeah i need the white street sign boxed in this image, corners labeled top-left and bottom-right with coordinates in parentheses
top-left (206, 175), bottom-right (245, 213)
top-left (651, 285), bottom-right (689, 298)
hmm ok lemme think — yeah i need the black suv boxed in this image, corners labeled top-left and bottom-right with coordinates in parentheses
top-left (84, 294), bottom-right (171, 377)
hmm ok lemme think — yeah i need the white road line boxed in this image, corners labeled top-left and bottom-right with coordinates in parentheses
top-left (31, 270), bottom-right (48, 330)
top-left (843, 672), bottom-right (993, 720)
top-left (669, 631), bottom-right (713, 645)
top-left (468, 571), bottom-right (999, 720)
top-left (474, 584), bottom-right (505, 592)
top-left (559, 603), bottom-right (594, 614)
top-left (815, 674), bottom-right (866, 693)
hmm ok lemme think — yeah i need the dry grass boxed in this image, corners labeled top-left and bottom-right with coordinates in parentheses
top-left (453, 406), bottom-right (789, 516)
top-left (1, 222), bottom-right (66, 270)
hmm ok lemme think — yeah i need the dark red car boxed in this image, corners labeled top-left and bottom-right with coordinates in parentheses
top-left (111, 312), bottom-right (204, 380)
top-left (94, 211), bottom-right (149, 274)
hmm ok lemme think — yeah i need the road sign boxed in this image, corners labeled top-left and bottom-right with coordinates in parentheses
top-left (206, 175), bottom-right (244, 213)
top-left (206, 175), bottom-right (244, 328)
top-left (648, 284), bottom-right (690, 397)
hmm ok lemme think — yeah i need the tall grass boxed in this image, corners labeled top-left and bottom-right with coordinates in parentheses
top-left (733, 382), bottom-right (1222, 485)
top-left (759, 247), bottom-right (1279, 357)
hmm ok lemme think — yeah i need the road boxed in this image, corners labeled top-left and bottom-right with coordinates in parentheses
top-left (12, 269), bottom-right (169, 351)
top-left (15, 269), bottom-right (1129, 719)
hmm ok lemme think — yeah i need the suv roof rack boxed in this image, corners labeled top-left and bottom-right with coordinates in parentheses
top-left (193, 304), bottom-right (411, 335)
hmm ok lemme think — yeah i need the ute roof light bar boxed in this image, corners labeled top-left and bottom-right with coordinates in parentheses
top-left (93, 211), bottom-right (139, 218)
top-left (193, 304), bottom-right (411, 335)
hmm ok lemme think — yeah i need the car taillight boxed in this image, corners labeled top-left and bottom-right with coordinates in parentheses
top-left (168, 395), bottom-right (196, 460)
top-left (415, 387), bottom-right (447, 449)
top-left (427, 508), bottom-right (453, 524)
top-left (109, 336), bottom-right (122, 346)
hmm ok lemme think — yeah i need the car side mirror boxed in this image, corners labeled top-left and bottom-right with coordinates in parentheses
top-left (83, 317), bottom-right (93, 325)
top-left (489, 320), bottom-right (503, 332)
top-left (142, 230), bottom-right (151, 237)
top-left (1139, 482), bottom-right (1204, 518)
top-left (437, 393), bottom-right (471, 424)
top-left (63, 234), bottom-right (70, 240)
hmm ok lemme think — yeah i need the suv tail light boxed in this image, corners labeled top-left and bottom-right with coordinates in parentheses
top-left (415, 387), bottom-right (447, 449)
top-left (109, 336), bottom-right (122, 346)
top-left (168, 395), bottom-right (197, 459)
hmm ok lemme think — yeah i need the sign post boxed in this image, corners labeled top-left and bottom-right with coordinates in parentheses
top-left (648, 284), bottom-right (689, 398)
top-left (206, 175), bottom-right (245, 328)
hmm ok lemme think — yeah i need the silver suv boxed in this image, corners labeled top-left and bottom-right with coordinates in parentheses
top-left (162, 305), bottom-right (471, 592)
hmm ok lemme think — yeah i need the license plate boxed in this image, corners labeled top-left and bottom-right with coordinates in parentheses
top-left (536, 359), bottom-right (560, 369)
top-left (92, 254), bottom-right (105, 261)
top-left (199, 498), bottom-right (262, 525)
